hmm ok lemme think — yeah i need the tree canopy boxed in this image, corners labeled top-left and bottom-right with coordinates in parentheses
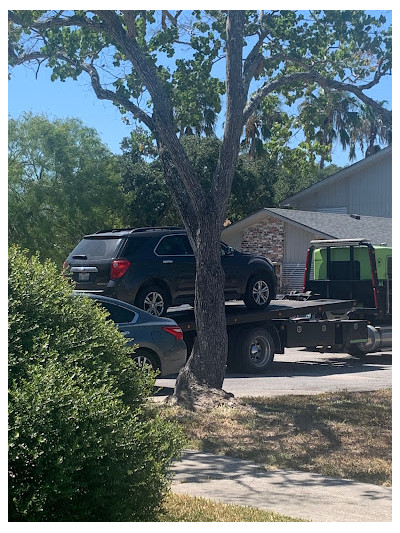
top-left (8, 113), bottom-right (127, 264)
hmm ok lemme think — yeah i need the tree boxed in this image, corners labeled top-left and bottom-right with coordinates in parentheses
top-left (8, 113), bottom-right (128, 264)
top-left (8, 10), bottom-right (392, 407)
top-left (296, 91), bottom-right (361, 168)
top-left (350, 102), bottom-right (392, 158)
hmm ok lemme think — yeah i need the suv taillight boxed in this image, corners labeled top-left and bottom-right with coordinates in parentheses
top-left (162, 326), bottom-right (184, 341)
top-left (110, 259), bottom-right (131, 279)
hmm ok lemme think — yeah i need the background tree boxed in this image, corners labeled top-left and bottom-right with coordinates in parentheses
top-left (350, 102), bottom-right (392, 158)
top-left (296, 91), bottom-right (391, 166)
top-left (8, 10), bottom-right (391, 407)
top-left (8, 113), bottom-right (128, 264)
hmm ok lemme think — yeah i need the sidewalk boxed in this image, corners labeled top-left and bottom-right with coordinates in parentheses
top-left (171, 450), bottom-right (392, 522)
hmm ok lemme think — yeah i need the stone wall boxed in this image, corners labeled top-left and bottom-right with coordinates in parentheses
top-left (241, 217), bottom-right (285, 263)
top-left (241, 217), bottom-right (285, 292)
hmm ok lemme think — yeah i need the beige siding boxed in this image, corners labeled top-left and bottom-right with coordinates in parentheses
top-left (284, 224), bottom-right (319, 263)
top-left (291, 154), bottom-right (392, 217)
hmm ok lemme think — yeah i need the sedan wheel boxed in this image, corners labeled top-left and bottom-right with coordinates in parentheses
top-left (133, 349), bottom-right (158, 372)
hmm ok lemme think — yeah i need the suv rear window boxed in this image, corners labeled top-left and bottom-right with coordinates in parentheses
top-left (69, 237), bottom-right (123, 260)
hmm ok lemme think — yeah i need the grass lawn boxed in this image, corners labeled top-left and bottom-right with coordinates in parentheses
top-left (158, 389), bottom-right (392, 487)
top-left (158, 493), bottom-right (308, 522)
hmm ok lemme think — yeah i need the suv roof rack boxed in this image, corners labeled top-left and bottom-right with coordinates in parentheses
top-left (130, 226), bottom-right (183, 233)
top-left (94, 228), bottom-right (133, 234)
top-left (93, 226), bottom-right (183, 235)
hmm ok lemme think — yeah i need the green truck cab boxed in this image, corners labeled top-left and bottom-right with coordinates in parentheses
top-left (303, 239), bottom-right (391, 356)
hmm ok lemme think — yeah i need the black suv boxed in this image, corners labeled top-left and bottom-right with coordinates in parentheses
top-left (64, 226), bottom-right (276, 316)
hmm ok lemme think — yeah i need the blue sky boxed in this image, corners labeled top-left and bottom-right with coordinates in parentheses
top-left (7, 9), bottom-right (392, 167)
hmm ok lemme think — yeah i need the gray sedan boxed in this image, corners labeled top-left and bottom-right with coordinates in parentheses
top-left (84, 293), bottom-right (187, 376)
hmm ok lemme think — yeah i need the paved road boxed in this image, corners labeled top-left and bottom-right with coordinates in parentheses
top-left (155, 347), bottom-right (392, 398)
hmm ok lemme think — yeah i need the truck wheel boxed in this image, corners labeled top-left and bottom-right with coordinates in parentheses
top-left (243, 273), bottom-right (273, 310)
top-left (135, 284), bottom-right (169, 316)
top-left (235, 327), bottom-right (275, 373)
top-left (345, 344), bottom-right (369, 359)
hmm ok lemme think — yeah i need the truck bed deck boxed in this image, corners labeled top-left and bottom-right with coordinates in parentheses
top-left (168, 298), bottom-right (355, 332)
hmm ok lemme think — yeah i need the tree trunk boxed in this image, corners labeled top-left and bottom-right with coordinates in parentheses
top-left (171, 209), bottom-right (234, 409)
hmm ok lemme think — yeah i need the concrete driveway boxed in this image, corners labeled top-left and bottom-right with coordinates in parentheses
top-left (155, 347), bottom-right (392, 398)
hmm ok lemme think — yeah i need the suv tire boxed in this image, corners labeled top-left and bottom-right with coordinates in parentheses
top-left (135, 284), bottom-right (169, 317)
top-left (243, 273), bottom-right (273, 310)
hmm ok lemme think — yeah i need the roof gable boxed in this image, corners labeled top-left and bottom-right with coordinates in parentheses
top-left (280, 145), bottom-right (392, 205)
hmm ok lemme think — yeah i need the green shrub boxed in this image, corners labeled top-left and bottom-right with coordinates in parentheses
top-left (8, 246), bottom-right (185, 521)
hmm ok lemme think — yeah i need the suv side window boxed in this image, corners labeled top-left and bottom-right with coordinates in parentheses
top-left (155, 235), bottom-right (193, 256)
top-left (122, 236), bottom-right (150, 257)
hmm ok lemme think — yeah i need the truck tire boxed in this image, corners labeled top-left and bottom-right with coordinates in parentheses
top-left (243, 273), bottom-right (273, 310)
top-left (235, 327), bottom-right (275, 374)
top-left (345, 344), bottom-right (369, 359)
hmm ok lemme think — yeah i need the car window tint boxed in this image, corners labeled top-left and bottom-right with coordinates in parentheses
top-left (156, 235), bottom-right (193, 256)
top-left (122, 237), bottom-right (149, 257)
top-left (100, 302), bottom-right (136, 323)
top-left (70, 237), bottom-right (122, 259)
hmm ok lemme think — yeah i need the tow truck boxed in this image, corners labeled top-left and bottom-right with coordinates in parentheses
top-left (302, 238), bottom-right (392, 358)
top-left (167, 238), bottom-right (391, 373)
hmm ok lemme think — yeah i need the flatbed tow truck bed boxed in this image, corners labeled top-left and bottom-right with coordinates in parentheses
top-left (167, 298), bottom-right (367, 373)
top-left (168, 298), bottom-right (356, 331)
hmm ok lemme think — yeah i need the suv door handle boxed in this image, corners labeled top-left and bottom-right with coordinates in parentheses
top-left (163, 260), bottom-right (174, 264)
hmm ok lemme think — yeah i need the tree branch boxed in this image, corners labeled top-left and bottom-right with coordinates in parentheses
top-left (242, 31), bottom-right (268, 94)
top-left (10, 46), bottom-right (156, 131)
top-left (79, 62), bottom-right (155, 131)
top-left (122, 10), bottom-right (137, 38)
top-left (8, 10), bottom-right (104, 32)
top-left (243, 70), bottom-right (392, 127)
top-left (93, 10), bottom-right (206, 214)
top-left (212, 11), bottom-right (246, 222)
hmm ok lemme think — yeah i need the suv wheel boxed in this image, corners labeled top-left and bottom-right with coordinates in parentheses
top-left (135, 284), bottom-right (169, 317)
top-left (243, 273), bottom-right (273, 310)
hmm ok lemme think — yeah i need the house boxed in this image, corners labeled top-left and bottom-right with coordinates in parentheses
top-left (279, 145), bottom-right (392, 218)
top-left (222, 208), bottom-right (392, 292)
top-left (222, 147), bottom-right (392, 291)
